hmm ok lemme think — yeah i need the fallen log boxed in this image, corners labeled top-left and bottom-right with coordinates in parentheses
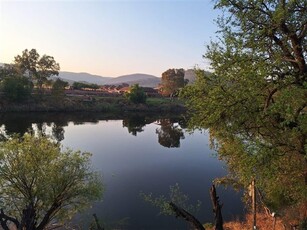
top-left (169, 202), bottom-right (205, 230)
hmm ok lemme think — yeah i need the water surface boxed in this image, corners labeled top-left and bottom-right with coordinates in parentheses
top-left (0, 113), bottom-right (244, 229)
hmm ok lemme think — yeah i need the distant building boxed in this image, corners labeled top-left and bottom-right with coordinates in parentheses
top-left (142, 87), bottom-right (160, 97)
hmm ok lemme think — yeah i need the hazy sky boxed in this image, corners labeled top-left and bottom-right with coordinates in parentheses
top-left (0, 0), bottom-right (220, 77)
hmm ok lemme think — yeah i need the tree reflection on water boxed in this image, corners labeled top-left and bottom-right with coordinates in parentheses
top-left (121, 116), bottom-right (186, 148)
top-left (122, 115), bottom-right (149, 136)
top-left (156, 119), bottom-right (185, 148)
top-left (0, 112), bottom-right (186, 147)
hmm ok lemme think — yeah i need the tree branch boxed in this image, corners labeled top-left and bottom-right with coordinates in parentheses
top-left (169, 202), bottom-right (205, 230)
top-left (264, 88), bottom-right (278, 109)
top-left (0, 209), bottom-right (20, 229)
top-left (36, 202), bottom-right (61, 230)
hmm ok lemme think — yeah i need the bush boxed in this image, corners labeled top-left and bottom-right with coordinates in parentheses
top-left (1, 75), bottom-right (32, 102)
top-left (51, 78), bottom-right (68, 100)
top-left (0, 133), bottom-right (103, 229)
top-left (125, 84), bottom-right (147, 104)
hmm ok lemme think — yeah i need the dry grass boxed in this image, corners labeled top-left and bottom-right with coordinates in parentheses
top-left (223, 213), bottom-right (285, 230)
top-left (205, 203), bottom-right (307, 229)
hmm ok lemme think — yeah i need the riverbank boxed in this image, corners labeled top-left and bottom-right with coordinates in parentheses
top-left (0, 95), bottom-right (186, 113)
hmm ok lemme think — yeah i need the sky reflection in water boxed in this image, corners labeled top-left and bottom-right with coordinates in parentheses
top-left (59, 119), bottom-right (243, 229)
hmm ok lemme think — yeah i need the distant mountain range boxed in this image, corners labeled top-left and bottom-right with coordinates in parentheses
top-left (1, 63), bottom-right (200, 88)
top-left (105, 73), bottom-right (161, 87)
top-left (56, 70), bottom-right (199, 88)
top-left (57, 72), bottom-right (111, 85)
top-left (56, 72), bottom-right (161, 88)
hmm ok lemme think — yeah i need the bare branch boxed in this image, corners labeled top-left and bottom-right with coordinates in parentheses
top-left (169, 202), bottom-right (205, 230)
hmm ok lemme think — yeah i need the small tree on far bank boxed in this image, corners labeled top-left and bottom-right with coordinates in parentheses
top-left (0, 64), bottom-right (19, 80)
top-left (0, 134), bottom-right (104, 230)
top-left (125, 84), bottom-right (147, 104)
top-left (51, 78), bottom-right (69, 100)
top-left (1, 75), bottom-right (33, 102)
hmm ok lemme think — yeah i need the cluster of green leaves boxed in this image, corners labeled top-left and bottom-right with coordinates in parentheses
top-left (51, 78), bottom-right (69, 100)
top-left (181, 0), bottom-right (306, 215)
top-left (140, 183), bottom-right (201, 216)
top-left (0, 134), bottom-right (103, 229)
top-left (1, 75), bottom-right (33, 102)
top-left (125, 84), bottom-right (147, 104)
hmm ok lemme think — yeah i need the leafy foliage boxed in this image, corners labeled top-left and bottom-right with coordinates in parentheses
top-left (14, 49), bottom-right (60, 91)
top-left (125, 84), bottom-right (147, 104)
top-left (51, 78), bottom-right (69, 100)
top-left (0, 64), bottom-right (19, 80)
top-left (160, 69), bottom-right (185, 96)
top-left (0, 134), bottom-right (103, 230)
top-left (181, 0), bottom-right (306, 215)
top-left (140, 183), bottom-right (201, 216)
top-left (1, 75), bottom-right (32, 102)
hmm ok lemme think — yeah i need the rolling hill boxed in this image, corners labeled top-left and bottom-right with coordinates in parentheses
top-left (57, 71), bottom-right (111, 85)
top-left (57, 72), bottom-right (161, 87)
top-left (104, 73), bottom-right (161, 87)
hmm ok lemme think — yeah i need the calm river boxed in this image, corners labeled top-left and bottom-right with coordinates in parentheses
top-left (0, 112), bottom-right (244, 229)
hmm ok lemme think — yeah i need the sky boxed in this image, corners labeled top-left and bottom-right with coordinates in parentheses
top-left (0, 0), bottom-right (220, 78)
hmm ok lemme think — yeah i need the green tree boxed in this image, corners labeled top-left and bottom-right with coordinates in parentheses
top-left (1, 75), bottom-right (32, 102)
top-left (14, 49), bottom-right (60, 93)
top-left (0, 64), bottom-right (19, 81)
top-left (0, 134), bottom-right (103, 230)
top-left (51, 78), bottom-right (69, 100)
top-left (160, 68), bottom-right (185, 97)
top-left (181, 0), bottom-right (306, 220)
top-left (125, 84), bottom-right (147, 104)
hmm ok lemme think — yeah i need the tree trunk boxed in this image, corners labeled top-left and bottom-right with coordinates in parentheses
top-left (19, 205), bottom-right (36, 230)
top-left (0, 209), bottom-right (20, 230)
top-left (210, 185), bottom-right (223, 230)
top-left (251, 179), bottom-right (256, 230)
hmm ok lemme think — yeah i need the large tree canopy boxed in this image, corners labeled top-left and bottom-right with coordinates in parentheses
top-left (181, 0), bottom-right (306, 220)
top-left (0, 134), bottom-right (103, 230)
top-left (14, 49), bottom-right (60, 91)
top-left (160, 68), bottom-right (185, 97)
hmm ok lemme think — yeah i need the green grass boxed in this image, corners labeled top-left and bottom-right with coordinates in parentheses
top-left (146, 97), bottom-right (183, 106)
